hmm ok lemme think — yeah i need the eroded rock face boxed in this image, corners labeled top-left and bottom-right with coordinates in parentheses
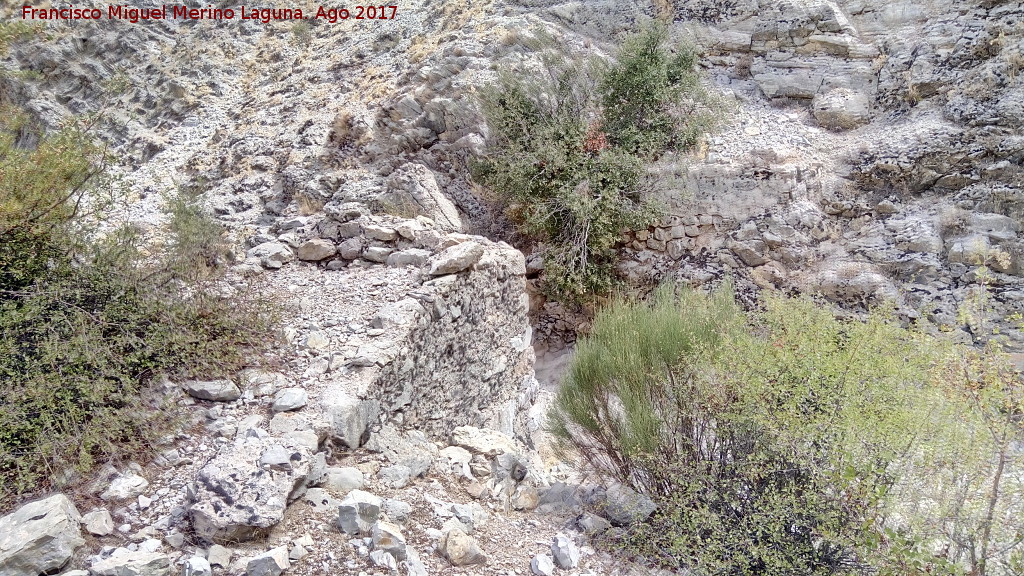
top-left (812, 88), bottom-right (872, 129)
top-left (384, 163), bottom-right (464, 232)
top-left (0, 494), bottom-right (84, 576)
top-left (190, 436), bottom-right (312, 543)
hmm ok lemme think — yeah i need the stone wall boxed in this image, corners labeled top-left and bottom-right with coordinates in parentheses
top-left (373, 243), bottom-right (535, 440)
top-left (251, 203), bottom-right (537, 449)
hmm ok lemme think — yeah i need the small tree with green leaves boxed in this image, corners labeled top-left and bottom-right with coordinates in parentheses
top-left (474, 25), bottom-right (719, 304)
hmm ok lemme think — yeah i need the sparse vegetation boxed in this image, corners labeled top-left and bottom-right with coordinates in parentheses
top-left (473, 25), bottom-right (720, 304)
top-left (290, 19), bottom-right (312, 47)
top-left (550, 285), bottom-right (1024, 576)
top-left (0, 107), bottom-right (277, 506)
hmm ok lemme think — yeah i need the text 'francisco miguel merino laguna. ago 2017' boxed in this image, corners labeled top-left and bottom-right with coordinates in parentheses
top-left (21, 5), bottom-right (399, 24)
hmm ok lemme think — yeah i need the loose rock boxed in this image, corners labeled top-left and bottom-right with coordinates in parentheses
top-left (296, 238), bottom-right (337, 261)
top-left (246, 546), bottom-right (290, 576)
top-left (551, 534), bottom-right (580, 569)
top-left (83, 509), bottom-right (114, 536)
top-left (183, 556), bottom-right (213, 576)
top-left (451, 426), bottom-right (517, 456)
top-left (438, 527), bottom-right (487, 566)
top-left (271, 388), bottom-right (308, 412)
top-left (531, 553), bottom-right (554, 576)
top-left (190, 437), bottom-right (312, 543)
top-left (0, 494), bottom-right (84, 576)
top-left (90, 550), bottom-right (171, 576)
top-left (338, 490), bottom-right (383, 535)
top-left (371, 520), bottom-right (408, 561)
top-left (207, 544), bottom-right (233, 567)
top-left (182, 379), bottom-right (241, 402)
top-left (324, 466), bottom-right (364, 496)
top-left (429, 241), bottom-right (484, 275)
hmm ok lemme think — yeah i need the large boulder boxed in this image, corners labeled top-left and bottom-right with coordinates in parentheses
top-left (0, 494), bottom-right (84, 576)
top-left (190, 436), bottom-right (312, 543)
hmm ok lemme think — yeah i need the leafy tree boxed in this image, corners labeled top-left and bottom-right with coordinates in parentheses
top-left (474, 25), bottom-right (719, 304)
top-left (600, 25), bottom-right (709, 158)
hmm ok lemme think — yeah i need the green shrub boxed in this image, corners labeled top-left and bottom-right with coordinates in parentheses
top-left (0, 112), bottom-right (277, 506)
top-left (600, 26), bottom-right (710, 158)
top-left (549, 287), bottom-right (1012, 576)
top-left (474, 26), bottom-right (719, 304)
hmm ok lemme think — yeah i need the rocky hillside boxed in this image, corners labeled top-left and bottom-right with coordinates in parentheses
top-left (1, 0), bottom-right (1023, 574)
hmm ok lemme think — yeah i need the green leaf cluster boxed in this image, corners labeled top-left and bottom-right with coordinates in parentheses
top-left (474, 25), bottom-right (719, 304)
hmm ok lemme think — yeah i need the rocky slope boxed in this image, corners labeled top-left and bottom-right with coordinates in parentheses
top-left (1, 0), bottom-right (1023, 574)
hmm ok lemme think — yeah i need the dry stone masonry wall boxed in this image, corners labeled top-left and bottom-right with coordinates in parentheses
top-left (239, 202), bottom-right (538, 450)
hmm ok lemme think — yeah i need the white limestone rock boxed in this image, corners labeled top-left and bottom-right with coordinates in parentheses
top-left (271, 388), bottom-right (308, 412)
top-left (386, 248), bottom-right (432, 267)
top-left (812, 88), bottom-right (873, 130)
top-left (438, 527), bottom-right (487, 566)
top-left (338, 490), bottom-right (383, 536)
top-left (296, 238), bottom-right (337, 261)
top-left (183, 556), bottom-right (213, 576)
top-left (385, 163), bottom-right (464, 232)
top-left (100, 472), bottom-right (150, 501)
top-left (190, 436), bottom-right (312, 543)
top-left (551, 534), bottom-right (580, 569)
top-left (371, 520), bottom-right (408, 561)
top-left (324, 466), bottom-right (364, 496)
top-left (82, 509), bottom-right (114, 536)
top-left (90, 549), bottom-right (171, 576)
top-left (246, 242), bottom-right (294, 269)
top-left (0, 494), bottom-right (84, 576)
top-left (182, 379), bottom-right (241, 402)
top-left (451, 426), bottom-right (517, 456)
top-left (428, 241), bottom-right (484, 275)
top-left (246, 546), bottom-right (290, 576)
top-left (531, 553), bottom-right (554, 576)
